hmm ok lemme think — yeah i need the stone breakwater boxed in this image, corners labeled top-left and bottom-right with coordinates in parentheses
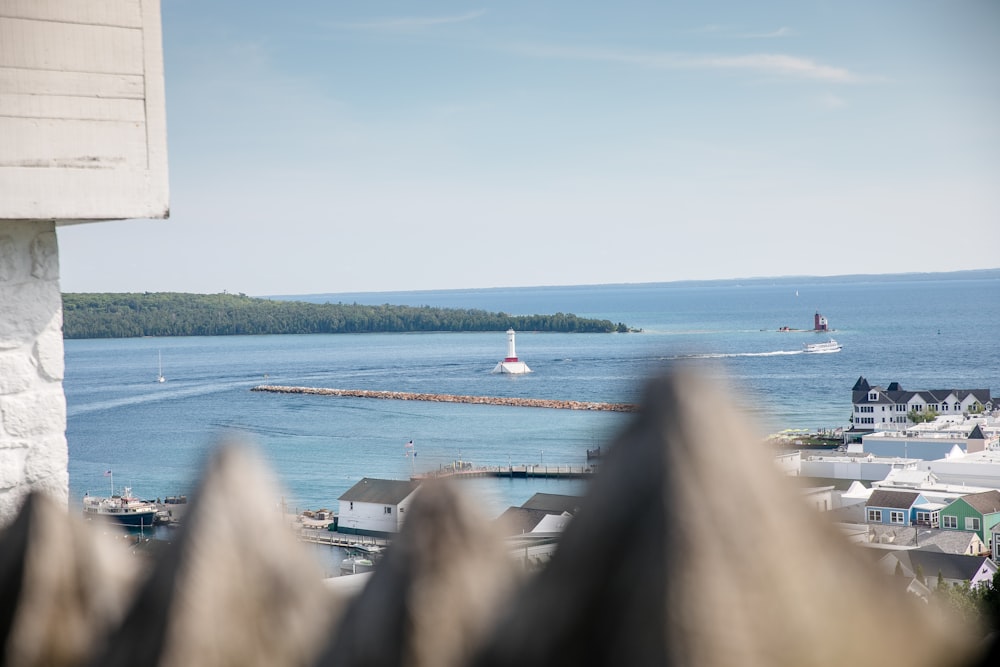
top-left (251, 385), bottom-right (638, 413)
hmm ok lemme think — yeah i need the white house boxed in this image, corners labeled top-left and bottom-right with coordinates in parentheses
top-left (877, 549), bottom-right (998, 590)
top-left (0, 0), bottom-right (169, 524)
top-left (338, 478), bottom-right (420, 537)
top-left (850, 377), bottom-right (991, 432)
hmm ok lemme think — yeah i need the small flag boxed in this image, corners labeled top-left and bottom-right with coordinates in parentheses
top-left (104, 469), bottom-right (112, 476)
top-left (405, 440), bottom-right (414, 448)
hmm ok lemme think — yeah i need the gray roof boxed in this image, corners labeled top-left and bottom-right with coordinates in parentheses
top-left (867, 525), bottom-right (981, 555)
top-left (520, 493), bottom-right (581, 515)
top-left (338, 478), bottom-right (419, 504)
top-left (852, 379), bottom-right (991, 407)
top-left (957, 490), bottom-right (1000, 516)
top-left (968, 424), bottom-right (986, 440)
top-left (897, 550), bottom-right (992, 582)
top-left (867, 489), bottom-right (920, 509)
top-left (497, 507), bottom-right (551, 536)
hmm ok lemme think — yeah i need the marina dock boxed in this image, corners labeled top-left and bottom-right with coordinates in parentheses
top-left (251, 385), bottom-right (637, 412)
top-left (412, 464), bottom-right (594, 481)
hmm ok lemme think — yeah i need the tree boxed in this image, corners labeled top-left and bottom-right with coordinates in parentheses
top-left (61, 292), bottom-right (632, 339)
top-left (907, 408), bottom-right (938, 424)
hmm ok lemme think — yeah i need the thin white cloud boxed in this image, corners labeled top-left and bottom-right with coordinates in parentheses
top-left (700, 53), bottom-right (856, 82)
top-left (509, 44), bottom-right (863, 83)
top-left (332, 10), bottom-right (486, 32)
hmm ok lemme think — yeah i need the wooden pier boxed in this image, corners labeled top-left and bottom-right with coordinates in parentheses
top-left (412, 464), bottom-right (595, 481)
top-left (296, 529), bottom-right (389, 550)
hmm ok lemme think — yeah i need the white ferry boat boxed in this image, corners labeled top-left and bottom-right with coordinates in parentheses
top-left (803, 339), bottom-right (842, 354)
top-left (83, 485), bottom-right (158, 527)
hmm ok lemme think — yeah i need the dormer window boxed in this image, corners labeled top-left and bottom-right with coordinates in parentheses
top-left (869, 392), bottom-right (878, 401)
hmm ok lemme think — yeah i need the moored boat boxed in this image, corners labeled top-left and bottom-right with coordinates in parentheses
top-left (83, 485), bottom-right (158, 527)
top-left (803, 339), bottom-right (842, 354)
top-left (339, 557), bottom-right (375, 576)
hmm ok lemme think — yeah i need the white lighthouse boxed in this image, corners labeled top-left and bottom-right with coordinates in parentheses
top-left (492, 329), bottom-right (532, 374)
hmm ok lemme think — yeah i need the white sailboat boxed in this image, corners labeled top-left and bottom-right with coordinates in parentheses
top-left (157, 350), bottom-right (165, 383)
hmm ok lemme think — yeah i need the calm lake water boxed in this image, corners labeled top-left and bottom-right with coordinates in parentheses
top-left (66, 271), bottom-right (1000, 525)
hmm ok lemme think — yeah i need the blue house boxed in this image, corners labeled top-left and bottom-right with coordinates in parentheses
top-left (865, 489), bottom-right (928, 527)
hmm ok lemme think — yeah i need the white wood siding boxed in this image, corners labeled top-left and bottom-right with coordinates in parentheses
top-left (0, 0), bottom-right (168, 221)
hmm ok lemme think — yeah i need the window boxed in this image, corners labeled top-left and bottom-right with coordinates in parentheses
top-left (867, 509), bottom-right (882, 522)
top-left (349, 502), bottom-right (353, 511)
top-left (942, 404), bottom-right (949, 411)
top-left (966, 517), bottom-right (981, 531)
top-left (890, 511), bottom-right (906, 524)
top-left (384, 506), bottom-right (392, 514)
top-left (943, 515), bottom-right (957, 529)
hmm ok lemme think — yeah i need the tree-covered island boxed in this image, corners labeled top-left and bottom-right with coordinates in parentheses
top-left (61, 292), bottom-right (634, 339)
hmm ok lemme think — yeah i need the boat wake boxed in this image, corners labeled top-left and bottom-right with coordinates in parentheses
top-left (68, 380), bottom-right (252, 418)
top-left (669, 350), bottom-right (805, 360)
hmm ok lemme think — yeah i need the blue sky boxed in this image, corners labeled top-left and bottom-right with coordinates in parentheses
top-left (58, 0), bottom-right (1000, 295)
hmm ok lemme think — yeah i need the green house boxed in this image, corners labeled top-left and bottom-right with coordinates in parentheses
top-left (940, 490), bottom-right (1000, 550)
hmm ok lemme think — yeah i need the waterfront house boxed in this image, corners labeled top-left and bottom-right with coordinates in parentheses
top-left (497, 493), bottom-right (580, 536)
top-left (850, 377), bottom-right (991, 432)
top-left (939, 490), bottom-right (1000, 551)
top-left (338, 478), bottom-right (420, 537)
top-left (864, 490), bottom-right (929, 527)
top-left (879, 549), bottom-right (998, 590)
top-left (520, 493), bottom-right (581, 515)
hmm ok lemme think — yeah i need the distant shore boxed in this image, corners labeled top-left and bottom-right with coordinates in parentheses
top-left (251, 385), bottom-right (639, 412)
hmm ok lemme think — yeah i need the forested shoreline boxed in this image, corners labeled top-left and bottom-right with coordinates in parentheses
top-left (61, 292), bottom-right (631, 339)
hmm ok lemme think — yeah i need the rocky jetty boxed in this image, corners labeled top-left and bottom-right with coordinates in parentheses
top-left (251, 385), bottom-right (638, 412)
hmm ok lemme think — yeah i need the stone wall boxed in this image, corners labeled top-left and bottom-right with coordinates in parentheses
top-left (0, 220), bottom-right (67, 523)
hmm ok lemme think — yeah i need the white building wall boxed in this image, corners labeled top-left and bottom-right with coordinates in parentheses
top-left (774, 451), bottom-right (801, 476)
top-left (339, 500), bottom-right (397, 534)
top-left (397, 492), bottom-right (417, 531)
top-left (0, 0), bottom-right (169, 220)
top-left (799, 458), bottom-right (901, 482)
top-left (0, 220), bottom-right (67, 522)
top-left (924, 459), bottom-right (1000, 488)
top-left (0, 0), bottom-right (168, 526)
